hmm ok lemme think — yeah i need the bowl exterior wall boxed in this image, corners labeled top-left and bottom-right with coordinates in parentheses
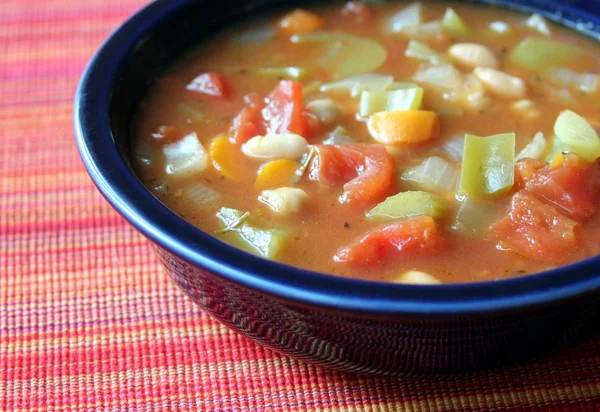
top-left (156, 245), bottom-right (600, 375)
top-left (75, 0), bottom-right (600, 375)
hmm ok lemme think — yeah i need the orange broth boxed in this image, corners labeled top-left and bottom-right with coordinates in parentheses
top-left (132, 2), bottom-right (600, 283)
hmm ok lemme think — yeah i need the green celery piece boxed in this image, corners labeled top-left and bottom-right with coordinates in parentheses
top-left (404, 40), bottom-right (444, 64)
top-left (257, 67), bottom-right (307, 80)
top-left (460, 133), bottom-right (515, 196)
top-left (359, 87), bottom-right (423, 117)
top-left (216, 207), bottom-right (288, 259)
top-left (177, 103), bottom-right (205, 122)
top-left (441, 8), bottom-right (469, 36)
top-left (367, 191), bottom-right (449, 221)
top-left (509, 37), bottom-right (580, 70)
top-left (554, 110), bottom-right (600, 162)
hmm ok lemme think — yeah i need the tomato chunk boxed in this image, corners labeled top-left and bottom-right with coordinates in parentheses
top-left (491, 190), bottom-right (578, 263)
top-left (525, 154), bottom-right (600, 221)
top-left (230, 94), bottom-right (266, 145)
top-left (186, 72), bottom-right (230, 98)
top-left (334, 216), bottom-right (447, 266)
top-left (514, 158), bottom-right (545, 190)
top-left (309, 144), bottom-right (394, 205)
top-left (262, 80), bottom-right (309, 137)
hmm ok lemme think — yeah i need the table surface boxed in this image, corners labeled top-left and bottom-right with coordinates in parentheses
top-left (1, 0), bottom-right (600, 410)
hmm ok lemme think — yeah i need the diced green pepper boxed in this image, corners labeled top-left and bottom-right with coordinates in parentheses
top-left (177, 103), bottom-right (205, 122)
top-left (359, 87), bottom-right (423, 116)
top-left (459, 133), bottom-right (515, 196)
top-left (367, 191), bottom-right (449, 221)
top-left (509, 37), bottom-right (580, 70)
top-left (216, 207), bottom-right (288, 259)
top-left (257, 67), bottom-right (307, 80)
top-left (404, 40), bottom-right (444, 64)
top-left (554, 110), bottom-right (600, 162)
top-left (441, 8), bottom-right (469, 36)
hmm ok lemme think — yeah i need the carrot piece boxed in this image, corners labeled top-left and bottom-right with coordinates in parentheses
top-left (309, 144), bottom-right (394, 205)
top-left (279, 9), bottom-right (325, 35)
top-left (334, 216), bottom-right (447, 266)
top-left (262, 80), bottom-right (309, 137)
top-left (254, 159), bottom-right (300, 189)
top-left (367, 111), bottom-right (440, 144)
top-left (186, 72), bottom-right (230, 98)
top-left (525, 153), bottom-right (600, 221)
top-left (210, 134), bottom-right (246, 180)
top-left (491, 190), bottom-right (578, 263)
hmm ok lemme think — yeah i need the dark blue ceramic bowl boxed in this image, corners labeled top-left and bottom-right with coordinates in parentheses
top-left (75, 0), bottom-right (600, 375)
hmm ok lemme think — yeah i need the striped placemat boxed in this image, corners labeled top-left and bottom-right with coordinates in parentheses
top-left (1, 0), bottom-right (599, 410)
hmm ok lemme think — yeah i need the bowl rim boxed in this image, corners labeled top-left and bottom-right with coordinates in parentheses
top-left (74, 0), bottom-right (600, 316)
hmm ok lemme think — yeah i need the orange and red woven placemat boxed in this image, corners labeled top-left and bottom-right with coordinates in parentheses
top-left (1, 1), bottom-right (600, 410)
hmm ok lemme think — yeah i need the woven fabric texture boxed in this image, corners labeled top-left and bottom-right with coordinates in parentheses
top-left (1, 1), bottom-right (599, 410)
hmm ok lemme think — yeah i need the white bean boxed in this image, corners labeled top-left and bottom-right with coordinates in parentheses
top-left (395, 270), bottom-right (441, 285)
top-left (258, 187), bottom-right (308, 214)
top-left (306, 98), bottom-right (338, 124)
top-left (461, 74), bottom-right (491, 111)
top-left (510, 99), bottom-right (541, 120)
top-left (242, 133), bottom-right (308, 160)
top-left (473, 67), bottom-right (526, 99)
top-left (449, 43), bottom-right (499, 68)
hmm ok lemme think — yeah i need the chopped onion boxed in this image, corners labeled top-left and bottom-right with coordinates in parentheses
top-left (323, 126), bottom-right (354, 145)
top-left (489, 21), bottom-right (510, 34)
top-left (526, 13), bottom-right (551, 36)
top-left (516, 132), bottom-right (546, 161)
top-left (384, 2), bottom-right (422, 33)
top-left (403, 21), bottom-right (442, 40)
top-left (291, 32), bottom-right (387, 80)
top-left (413, 64), bottom-right (463, 90)
top-left (441, 136), bottom-right (465, 162)
top-left (404, 40), bottom-right (444, 64)
top-left (401, 156), bottom-right (459, 193)
top-left (542, 84), bottom-right (577, 106)
top-left (546, 67), bottom-right (599, 94)
top-left (453, 195), bottom-right (501, 235)
top-left (257, 67), bottom-right (307, 80)
top-left (163, 132), bottom-right (208, 177)
top-left (231, 24), bottom-right (275, 44)
top-left (183, 183), bottom-right (223, 207)
top-left (441, 8), bottom-right (468, 36)
top-left (320, 73), bottom-right (394, 96)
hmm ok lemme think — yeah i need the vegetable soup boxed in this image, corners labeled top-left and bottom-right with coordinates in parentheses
top-left (132, 1), bottom-right (600, 283)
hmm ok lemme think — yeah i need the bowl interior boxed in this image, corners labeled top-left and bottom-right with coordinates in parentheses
top-left (76, 0), bottom-right (600, 315)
